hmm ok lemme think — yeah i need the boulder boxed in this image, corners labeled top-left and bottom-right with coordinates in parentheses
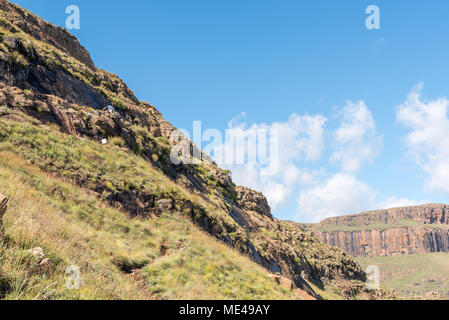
top-left (38, 258), bottom-right (52, 272)
top-left (0, 194), bottom-right (8, 239)
top-left (267, 274), bottom-right (295, 291)
top-left (155, 198), bottom-right (174, 214)
top-left (3, 37), bottom-right (19, 50)
top-left (29, 247), bottom-right (45, 260)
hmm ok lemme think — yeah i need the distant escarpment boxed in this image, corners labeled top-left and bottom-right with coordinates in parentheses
top-left (304, 204), bottom-right (449, 257)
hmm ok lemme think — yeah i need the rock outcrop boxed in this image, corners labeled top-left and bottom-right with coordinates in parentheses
top-left (235, 186), bottom-right (272, 218)
top-left (0, 193), bottom-right (8, 238)
top-left (306, 204), bottom-right (449, 257)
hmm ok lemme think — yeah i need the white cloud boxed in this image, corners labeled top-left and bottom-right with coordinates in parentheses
top-left (376, 196), bottom-right (425, 210)
top-left (397, 83), bottom-right (449, 193)
top-left (331, 100), bottom-right (382, 173)
top-left (296, 101), bottom-right (384, 221)
top-left (211, 98), bottom-right (428, 222)
top-left (218, 113), bottom-right (327, 210)
top-left (296, 173), bottom-right (375, 222)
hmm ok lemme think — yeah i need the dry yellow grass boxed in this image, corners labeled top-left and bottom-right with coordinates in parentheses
top-left (0, 152), bottom-right (301, 300)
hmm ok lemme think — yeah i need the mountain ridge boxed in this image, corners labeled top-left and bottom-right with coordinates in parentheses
top-left (305, 204), bottom-right (449, 257)
top-left (0, 0), bottom-right (390, 299)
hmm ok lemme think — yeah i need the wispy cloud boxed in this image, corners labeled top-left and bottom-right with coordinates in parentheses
top-left (331, 100), bottom-right (382, 173)
top-left (297, 100), bottom-right (382, 221)
top-left (297, 172), bottom-right (375, 222)
top-left (397, 83), bottom-right (449, 194)
top-left (213, 95), bottom-right (431, 222)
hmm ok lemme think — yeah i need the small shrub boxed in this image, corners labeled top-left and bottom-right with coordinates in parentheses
top-left (156, 136), bottom-right (170, 146)
top-left (10, 51), bottom-right (28, 68)
top-left (112, 255), bottom-right (149, 273)
top-left (109, 136), bottom-right (125, 148)
top-left (113, 98), bottom-right (127, 111)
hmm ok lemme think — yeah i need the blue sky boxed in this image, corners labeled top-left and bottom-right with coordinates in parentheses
top-left (12, 0), bottom-right (449, 222)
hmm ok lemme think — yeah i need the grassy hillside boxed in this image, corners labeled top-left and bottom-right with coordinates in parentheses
top-left (0, 0), bottom-right (387, 300)
top-left (0, 150), bottom-right (304, 300)
top-left (0, 118), bottom-right (381, 299)
top-left (357, 253), bottom-right (449, 299)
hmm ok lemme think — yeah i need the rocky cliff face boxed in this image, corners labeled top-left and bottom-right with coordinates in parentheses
top-left (0, 1), bottom-right (95, 69)
top-left (314, 227), bottom-right (449, 257)
top-left (306, 204), bottom-right (449, 257)
top-left (0, 0), bottom-right (386, 299)
top-left (235, 186), bottom-right (272, 219)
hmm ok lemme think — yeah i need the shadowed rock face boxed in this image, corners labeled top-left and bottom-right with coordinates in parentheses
top-left (235, 186), bottom-right (272, 219)
top-left (307, 204), bottom-right (449, 257)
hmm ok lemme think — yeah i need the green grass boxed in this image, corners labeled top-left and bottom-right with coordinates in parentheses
top-left (0, 120), bottom-right (236, 229)
top-left (0, 151), bottom-right (300, 300)
top-left (0, 18), bottom-right (137, 110)
top-left (0, 119), bottom-right (377, 300)
top-left (357, 253), bottom-right (449, 298)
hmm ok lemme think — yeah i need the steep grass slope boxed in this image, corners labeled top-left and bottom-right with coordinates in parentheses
top-left (0, 118), bottom-right (390, 299)
top-left (0, 0), bottom-right (389, 299)
top-left (0, 151), bottom-right (305, 300)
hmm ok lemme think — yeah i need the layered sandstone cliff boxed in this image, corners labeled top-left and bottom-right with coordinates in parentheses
top-left (306, 204), bottom-right (449, 257)
top-left (320, 204), bottom-right (449, 226)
